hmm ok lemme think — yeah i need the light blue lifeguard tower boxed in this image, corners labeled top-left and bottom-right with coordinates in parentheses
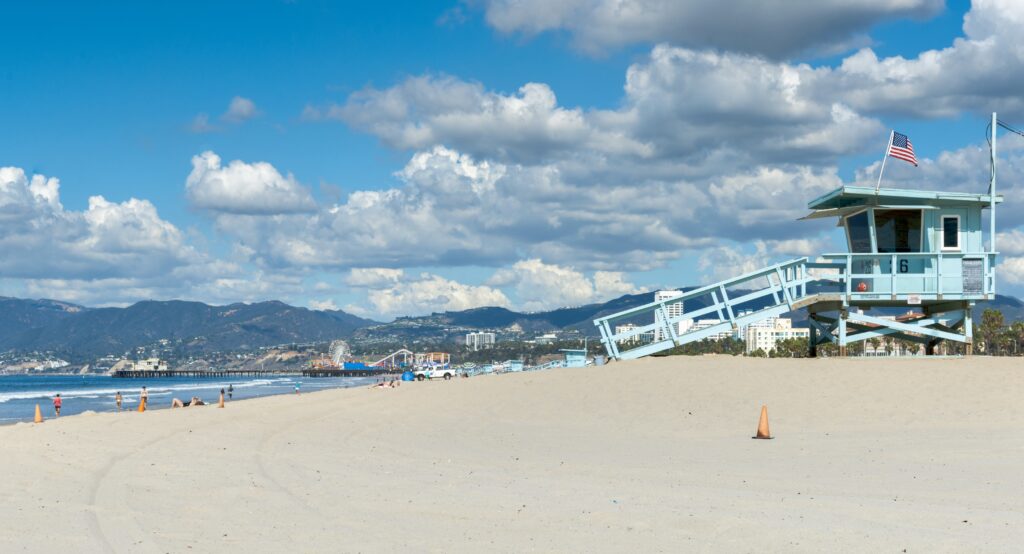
top-left (595, 117), bottom-right (1003, 359)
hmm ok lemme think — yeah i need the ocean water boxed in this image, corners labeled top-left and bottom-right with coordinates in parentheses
top-left (0, 374), bottom-right (379, 424)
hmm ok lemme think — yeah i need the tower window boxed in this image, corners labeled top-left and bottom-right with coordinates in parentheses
top-left (941, 215), bottom-right (960, 250)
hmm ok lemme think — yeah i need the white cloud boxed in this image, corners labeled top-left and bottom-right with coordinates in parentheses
top-left (325, 77), bottom-right (651, 163)
top-left (996, 229), bottom-right (1024, 256)
top-left (0, 167), bottom-right (198, 281)
top-left (999, 256), bottom-right (1024, 285)
top-left (346, 268), bottom-right (405, 288)
top-left (308, 299), bottom-right (338, 311)
top-left (488, 259), bottom-right (639, 311)
top-left (186, 151), bottom-right (316, 215)
top-left (222, 96), bottom-right (259, 123)
top-left (477, 0), bottom-right (941, 58)
top-left (359, 272), bottom-right (510, 318)
top-left (818, 0), bottom-right (1024, 118)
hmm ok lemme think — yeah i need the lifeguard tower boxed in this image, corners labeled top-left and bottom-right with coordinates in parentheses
top-left (594, 118), bottom-right (1003, 360)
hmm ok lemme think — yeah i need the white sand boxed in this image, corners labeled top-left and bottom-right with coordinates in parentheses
top-left (1, 356), bottom-right (1021, 552)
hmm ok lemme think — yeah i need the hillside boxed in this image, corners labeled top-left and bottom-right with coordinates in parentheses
top-left (0, 299), bottom-right (376, 359)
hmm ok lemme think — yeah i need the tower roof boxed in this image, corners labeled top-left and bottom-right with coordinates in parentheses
top-left (803, 185), bottom-right (1002, 220)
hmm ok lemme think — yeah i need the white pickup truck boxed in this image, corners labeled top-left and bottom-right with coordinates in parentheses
top-left (412, 366), bottom-right (458, 381)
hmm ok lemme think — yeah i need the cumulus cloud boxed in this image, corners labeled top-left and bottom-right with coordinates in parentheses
top-left (477, 0), bottom-right (941, 58)
top-left (822, 0), bottom-right (1024, 118)
top-left (488, 259), bottom-right (639, 311)
top-left (198, 146), bottom-right (753, 272)
top-left (346, 268), bottom-right (404, 288)
top-left (186, 151), bottom-right (316, 215)
top-left (348, 270), bottom-right (510, 318)
top-left (996, 229), bottom-right (1024, 256)
top-left (322, 77), bottom-right (651, 163)
top-left (0, 167), bottom-right (198, 280)
top-left (618, 46), bottom-right (884, 167)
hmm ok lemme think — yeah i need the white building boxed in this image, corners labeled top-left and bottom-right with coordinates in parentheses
top-left (615, 323), bottom-right (639, 344)
top-left (465, 332), bottom-right (496, 351)
top-left (744, 318), bottom-right (810, 354)
top-left (653, 290), bottom-right (686, 341)
top-left (692, 319), bottom-right (736, 341)
top-left (132, 358), bottom-right (168, 371)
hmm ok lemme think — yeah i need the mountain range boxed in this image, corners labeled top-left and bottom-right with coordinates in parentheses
top-left (2, 288), bottom-right (1021, 361)
top-left (0, 297), bottom-right (374, 360)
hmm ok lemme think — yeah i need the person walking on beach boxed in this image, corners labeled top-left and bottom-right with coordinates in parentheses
top-left (294, 382), bottom-right (300, 395)
top-left (53, 394), bottom-right (62, 417)
top-left (115, 391), bottom-right (123, 412)
top-left (227, 384), bottom-right (233, 400)
top-left (140, 386), bottom-right (149, 409)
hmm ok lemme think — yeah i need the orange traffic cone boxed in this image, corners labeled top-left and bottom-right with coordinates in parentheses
top-left (138, 398), bottom-right (146, 413)
top-left (218, 392), bottom-right (225, 408)
top-left (34, 404), bottom-right (43, 423)
top-left (752, 405), bottom-right (772, 439)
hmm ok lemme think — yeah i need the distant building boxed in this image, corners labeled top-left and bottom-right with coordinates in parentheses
top-left (653, 290), bottom-right (685, 341)
top-left (744, 318), bottom-right (809, 354)
top-left (535, 333), bottom-right (558, 345)
top-left (693, 319), bottom-right (736, 341)
top-left (132, 358), bottom-right (168, 371)
top-left (465, 332), bottom-right (496, 351)
top-left (615, 323), bottom-right (639, 344)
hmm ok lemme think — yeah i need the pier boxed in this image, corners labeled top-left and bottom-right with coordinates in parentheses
top-left (112, 369), bottom-right (295, 378)
top-left (302, 368), bottom-right (395, 378)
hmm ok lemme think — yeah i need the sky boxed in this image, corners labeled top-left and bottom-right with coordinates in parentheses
top-left (3, 0), bottom-right (1024, 320)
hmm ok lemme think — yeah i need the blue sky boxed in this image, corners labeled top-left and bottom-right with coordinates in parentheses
top-left (3, 0), bottom-right (1024, 318)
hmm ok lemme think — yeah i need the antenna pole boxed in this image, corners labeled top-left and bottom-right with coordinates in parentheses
top-left (875, 130), bottom-right (894, 192)
top-left (991, 112), bottom-right (997, 254)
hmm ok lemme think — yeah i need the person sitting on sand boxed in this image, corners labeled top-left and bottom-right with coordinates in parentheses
top-left (171, 396), bottom-right (206, 408)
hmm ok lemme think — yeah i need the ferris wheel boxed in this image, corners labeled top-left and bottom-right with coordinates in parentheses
top-left (328, 340), bottom-right (350, 364)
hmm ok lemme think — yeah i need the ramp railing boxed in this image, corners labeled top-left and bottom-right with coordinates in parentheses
top-left (594, 258), bottom-right (814, 360)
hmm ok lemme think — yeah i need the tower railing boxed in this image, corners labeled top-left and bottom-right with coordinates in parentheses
top-left (594, 258), bottom-right (813, 360)
top-left (819, 251), bottom-right (997, 301)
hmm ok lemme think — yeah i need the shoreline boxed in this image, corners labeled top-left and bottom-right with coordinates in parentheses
top-left (0, 373), bottom-right (382, 426)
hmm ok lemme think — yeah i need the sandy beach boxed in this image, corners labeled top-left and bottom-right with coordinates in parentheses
top-left (1, 356), bottom-right (1021, 553)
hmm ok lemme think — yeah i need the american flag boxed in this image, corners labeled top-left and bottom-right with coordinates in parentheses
top-left (888, 131), bottom-right (917, 166)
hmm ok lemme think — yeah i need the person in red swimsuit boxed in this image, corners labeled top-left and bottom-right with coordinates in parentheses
top-left (53, 394), bottom-right (62, 417)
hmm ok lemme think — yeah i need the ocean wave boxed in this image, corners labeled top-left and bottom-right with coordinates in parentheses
top-left (0, 377), bottom-right (296, 404)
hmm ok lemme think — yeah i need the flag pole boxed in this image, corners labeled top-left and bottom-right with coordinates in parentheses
top-left (990, 112), bottom-right (996, 254)
top-left (875, 130), bottom-right (894, 192)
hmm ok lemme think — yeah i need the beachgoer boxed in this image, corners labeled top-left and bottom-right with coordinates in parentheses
top-left (53, 394), bottom-right (62, 417)
top-left (115, 391), bottom-right (122, 412)
top-left (227, 384), bottom-right (233, 400)
top-left (171, 396), bottom-right (205, 408)
top-left (140, 386), bottom-right (149, 408)
top-left (295, 383), bottom-right (300, 395)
